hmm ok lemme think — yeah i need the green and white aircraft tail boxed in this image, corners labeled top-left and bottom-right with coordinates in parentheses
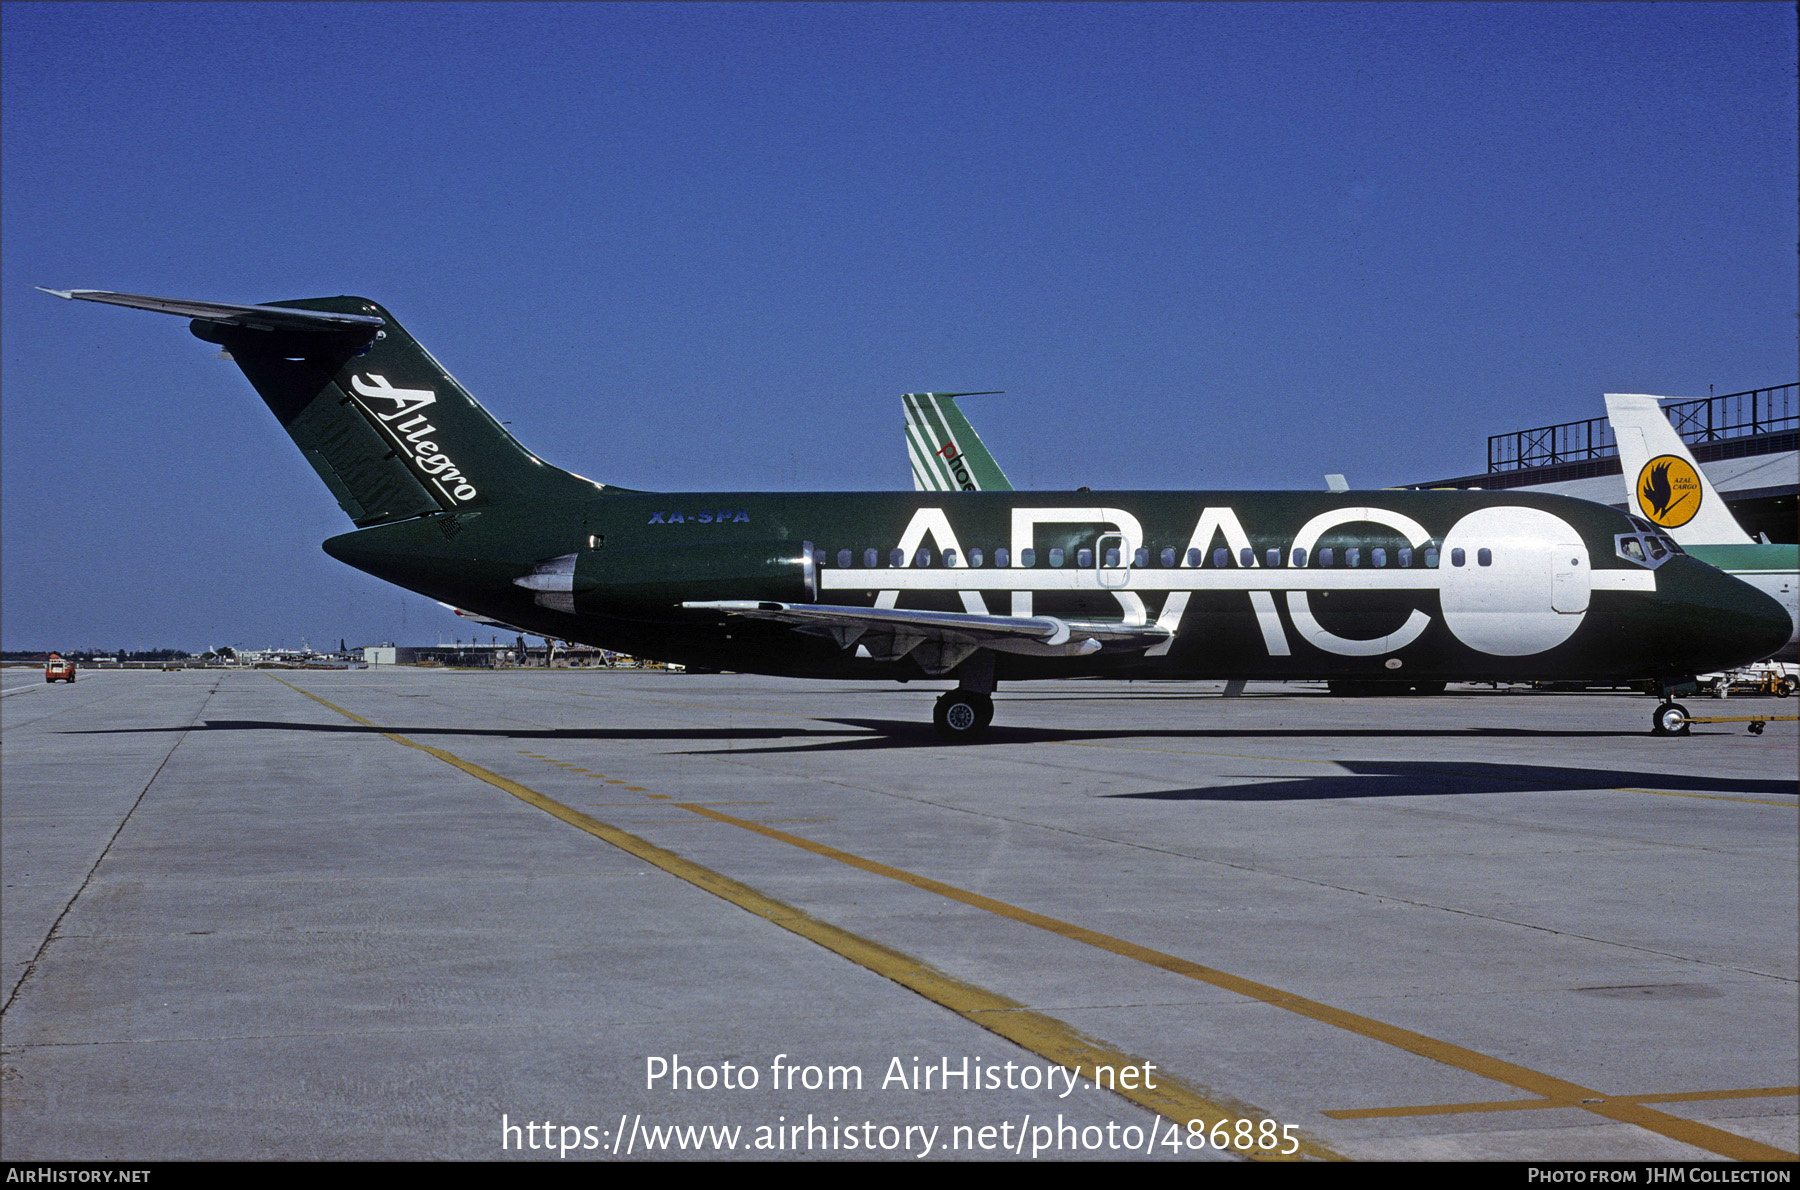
top-left (903, 392), bottom-right (1012, 492)
top-left (1604, 392), bottom-right (1797, 658)
top-left (39, 289), bottom-right (603, 527)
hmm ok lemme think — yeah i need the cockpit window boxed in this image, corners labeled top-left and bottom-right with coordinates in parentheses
top-left (1615, 531), bottom-right (1672, 569)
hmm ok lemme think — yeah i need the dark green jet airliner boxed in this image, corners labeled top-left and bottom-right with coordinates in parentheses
top-left (45, 289), bottom-right (1792, 739)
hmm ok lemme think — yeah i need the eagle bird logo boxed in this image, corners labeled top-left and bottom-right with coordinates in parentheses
top-left (1636, 455), bottom-right (1701, 528)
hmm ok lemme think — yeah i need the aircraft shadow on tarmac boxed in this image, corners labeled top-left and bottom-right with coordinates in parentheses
top-left (1107, 759), bottom-right (1798, 802)
top-left (56, 722), bottom-right (1794, 802)
top-left (60, 720), bottom-right (814, 743)
top-left (59, 716), bottom-right (1773, 756)
top-left (678, 717), bottom-right (1660, 756)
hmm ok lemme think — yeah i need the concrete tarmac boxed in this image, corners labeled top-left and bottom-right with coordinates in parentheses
top-left (2, 667), bottom-right (1795, 1162)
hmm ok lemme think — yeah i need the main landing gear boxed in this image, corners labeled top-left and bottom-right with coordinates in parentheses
top-left (933, 653), bottom-right (996, 743)
top-left (933, 689), bottom-right (994, 742)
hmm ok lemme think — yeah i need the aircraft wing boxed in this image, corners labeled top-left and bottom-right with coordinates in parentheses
top-left (448, 605), bottom-right (532, 635)
top-left (683, 600), bottom-right (1170, 675)
top-left (36, 288), bottom-right (385, 335)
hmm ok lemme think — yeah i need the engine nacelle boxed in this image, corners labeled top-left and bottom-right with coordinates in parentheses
top-left (515, 540), bottom-right (817, 614)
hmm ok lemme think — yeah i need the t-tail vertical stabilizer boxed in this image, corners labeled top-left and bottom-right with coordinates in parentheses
top-left (1605, 392), bottom-right (1755, 545)
top-left (38, 288), bottom-right (600, 526)
top-left (903, 392), bottom-right (1013, 492)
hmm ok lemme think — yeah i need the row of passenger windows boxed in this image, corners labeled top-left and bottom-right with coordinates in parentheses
top-left (814, 545), bottom-right (1498, 569)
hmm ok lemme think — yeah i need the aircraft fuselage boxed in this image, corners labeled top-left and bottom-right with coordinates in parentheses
top-left (323, 487), bottom-right (1785, 686)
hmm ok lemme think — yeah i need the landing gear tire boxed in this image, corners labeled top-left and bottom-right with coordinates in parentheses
top-left (1651, 702), bottom-right (1691, 736)
top-left (933, 690), bottom-right (993, 742)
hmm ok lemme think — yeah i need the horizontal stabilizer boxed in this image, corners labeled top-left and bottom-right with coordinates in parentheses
top-left (37, 288), bottom-right (385, 335)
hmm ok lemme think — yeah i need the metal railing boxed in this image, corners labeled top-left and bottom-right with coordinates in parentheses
top-left (1488, 384), bottom-right (1797, 472)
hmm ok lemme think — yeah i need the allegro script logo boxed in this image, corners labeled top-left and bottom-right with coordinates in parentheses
top-left (350, 374), bottom-right (479, 504)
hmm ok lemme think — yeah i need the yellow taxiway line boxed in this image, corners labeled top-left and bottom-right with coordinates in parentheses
top-left (276, 675), bottom-right (1795, 1162)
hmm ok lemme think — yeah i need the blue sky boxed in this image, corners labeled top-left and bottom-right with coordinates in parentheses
top-left (4, 2), bottom-right (1794, 652)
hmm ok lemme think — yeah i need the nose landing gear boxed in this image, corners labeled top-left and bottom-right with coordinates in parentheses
top-left (1650, 701), bottom-right (1691, 736)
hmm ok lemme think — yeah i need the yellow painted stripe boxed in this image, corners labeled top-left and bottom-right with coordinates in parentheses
top-left (1326, 1098), bottom-right (1567, 1119)
top-left (677, 803), bottom-right (1797, 1162)
top-left (1617, 787), bottom-right (1798, 809)
top-left (1326, 1085), bottom-right (1799, 1119)
top-left (270, 676), bottom-right (1331, 1161)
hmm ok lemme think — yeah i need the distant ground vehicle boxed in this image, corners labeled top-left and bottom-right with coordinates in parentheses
top-left (44, 655), bottom-right (76, 683)
top-left (1699, 662), bottom-right (1799, 698)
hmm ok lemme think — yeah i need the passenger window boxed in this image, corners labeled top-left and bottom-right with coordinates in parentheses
top-left (1021, 548), bottom-right (1035, 567)
top-left (864, 548), bottom-right (878, 568)
top-left (1477, 548), bottom-right (1492, 567)
top-left (1346, 547), bottom-right (1361, 568)
top-left (1372, 548), bottom-right (1386, 568)
top-left (996, 547), bottom-right (1010, 568)
top-left (1291, 548), bottom-right (1307, 567)
top-left (1239, 547), bottom-right (1255, 567)
top-left (1424, 547), bottom-right (1439, 568)
top-left (915, 548), bottom-right (933, 568)
top-left (837, 549), bottom-right (851, 568)
top-left (1050, 548), bottom-right (1065, 567)
top-left (1134, 548), bottom-right (1148, 568)
top-left (1213, 547), bottom-right (1229, 568)
top-left (1319, 547), bottom-right (1334, 567)
top-left (1451, 548), bottom-right (1465, 567)
top-left (1266, 548), bottom-right (1280, 568)
top-left (969, 548), bottom-right (984, 567)
top-left (943, 549), bottom-right (958, 567)
top-left (890, 549), bottom-right (905, 568)
top-left (1101, 548), bottom-right (1117, 568)
top-left (1161, 547), bottom-right (1176, 567)
top-left (1187, 548), bottom-right (1202, 567)
top-left (1078, 548), bottom-right (1094, 568)
top-left (815, 548), bottom-right (826, 567)
top-left (1398, 547), bottom-right (1412, 567)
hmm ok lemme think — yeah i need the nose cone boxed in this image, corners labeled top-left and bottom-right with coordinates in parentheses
top-left (1653, 557), bottom-right (1793, 674)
